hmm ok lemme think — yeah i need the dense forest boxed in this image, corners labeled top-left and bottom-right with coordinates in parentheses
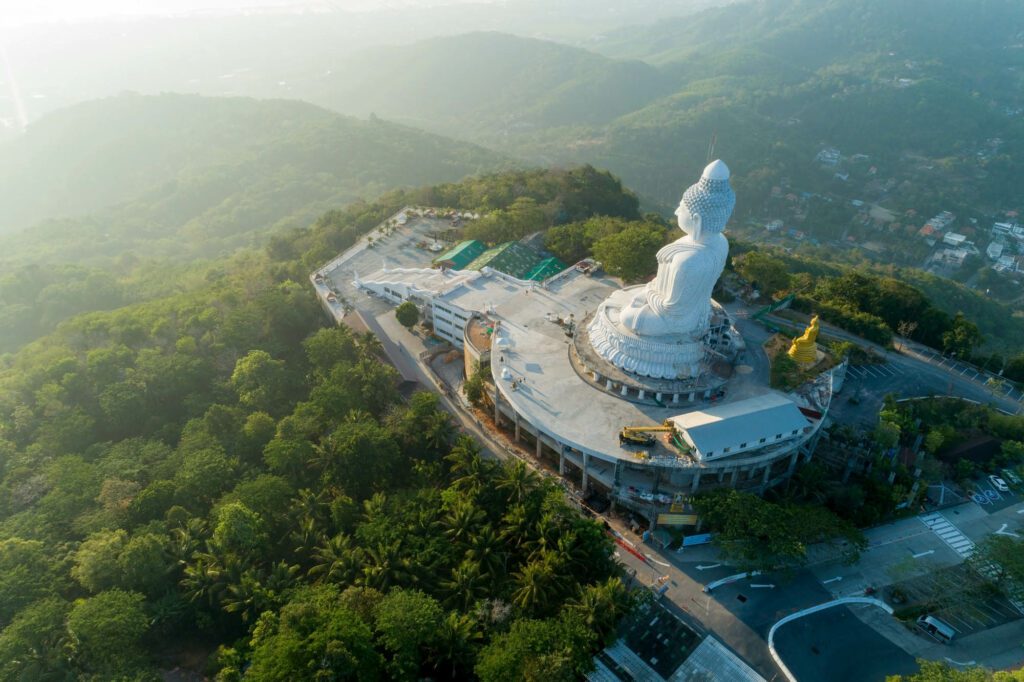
top-left (0, 94), bottom-right (507, 355)
top-left (0, 167), bottom-right (649, 680)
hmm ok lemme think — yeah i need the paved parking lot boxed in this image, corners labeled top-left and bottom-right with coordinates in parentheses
top-left (845, 362), bottom-right (904, 380)
top-left (909, 346), bottom-right (1024, 406)
top-left (889, 564), bottom-right (1021, 638)
top-left (969, 476), bottom-right (1021, 514)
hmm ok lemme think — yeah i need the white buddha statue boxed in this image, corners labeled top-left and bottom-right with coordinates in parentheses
top-left (587, 160), bottom-right (736, 380)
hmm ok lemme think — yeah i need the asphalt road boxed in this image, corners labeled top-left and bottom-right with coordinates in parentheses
top-left (773, 605), bottom-right (918, 682)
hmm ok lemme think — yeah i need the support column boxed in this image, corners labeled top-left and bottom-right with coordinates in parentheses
top-left (620, 385), bottom-right (629, 396)
top-left (688, 392), bottom-right (695, 402)
top-left (762, 464), bottom-right (772, 484)
top-left (730, 469), bottom-right (739, 486)
top-left (493, 385), bottom-right (501, 426)
top-left (690, 470), bottom-right (702, 494)
top-left (638, 390), bottom-right (645, 400)
top-left (514, 412), bottom-right (521, 442)
top-left (536, 432), bottom-right (543, 459)
top-left (787, 450), bottom-right (799, 474)
top-left (718, 469), bottom-right (726, 482)
top-left (559, 446), bottom-right (567, 475)
top-left (582, 453), bottom-right (591, 495)
top-left (606, 379), bottom-right (614, 391)
top-left (656, 392), bottom-right (663, 402)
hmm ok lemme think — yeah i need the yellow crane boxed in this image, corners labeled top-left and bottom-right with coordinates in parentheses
top-left (619, 422), bottom-right (675, 447)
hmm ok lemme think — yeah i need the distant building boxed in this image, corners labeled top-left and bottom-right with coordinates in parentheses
top-left (765, 219), bottom-right (783, 232)
top-left (995, 255), bottom-right (1019, 273)
top-left (815, 147), bottom-right (841, 166)
top-left (993, 222), bottom-right (1014, 236)
top-left (987, 241), bottom-right (1005, 261)
top-left (943, 232), bottom-right (968, 247)
top-left (935, 248), bottom-right (970, 267)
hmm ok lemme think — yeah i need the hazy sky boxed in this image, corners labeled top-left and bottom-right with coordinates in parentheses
top-left (0, 0), bottom-right (487, 25)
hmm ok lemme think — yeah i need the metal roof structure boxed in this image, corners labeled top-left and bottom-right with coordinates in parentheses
top-left (525, 255), bottom-right (567, 281)
top-left (466, 241), bottom-right (544, 279)
top-left (668, 392), bottom-right (810, 460)
top-left (433, 240), bottom-right (486, 269)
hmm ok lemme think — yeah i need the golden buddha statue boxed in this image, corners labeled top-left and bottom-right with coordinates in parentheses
top-left (787, 315), bottom-right (820, 364)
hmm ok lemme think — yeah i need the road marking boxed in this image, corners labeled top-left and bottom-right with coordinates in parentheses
top-left (696, 563), bottom-right (722, 570)
top-left (995, 524), bottom-right (1020, 538)
top-left (912, 550), bottom-right (935, 558)
top-left (750, 583), bottom-right (776, 589)
top-left (645, 554), bottom-right (671, 567)
top-left (822, 576), bottom-right (843, 584)
top-left (920, 512), bottom-right (976, 559)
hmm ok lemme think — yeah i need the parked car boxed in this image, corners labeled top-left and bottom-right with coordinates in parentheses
top-left (1001, 468), bottom-right (1022, 487)
top-left (989, 474), bottom-right (1010, 493)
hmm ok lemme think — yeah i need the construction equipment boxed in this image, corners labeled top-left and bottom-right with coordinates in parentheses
top-left (619, 423), bottom-right (674, 447)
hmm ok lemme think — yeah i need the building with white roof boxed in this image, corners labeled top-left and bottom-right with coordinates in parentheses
top-left (668, 393), bottom-right (812, 462)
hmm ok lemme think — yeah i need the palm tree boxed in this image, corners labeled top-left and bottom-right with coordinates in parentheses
top-left (445, 499), bottom-right (485, 546)
top-left (429, 611), bottom-right (482, 679)
top-left (510, 558), bottom-right (559, 615)
top-left (357, 331), bottom-right (385, 361)
top-left (441, 559), bottom-right (489, 610)
top-left (361, 492), bottom-right (389, 524)
top-left (496, 459), bottom-right (541, 505)
top-left (423, 411), bottom-right (456, 454)
top-left (170, 517), bottom-right (208, 565)
top-left (359, 541), bottom-right (412, 590)
top-left (180, 553), bottom-right (224, 606)
top-left (465, 524), bottom-right (507, 584)
top-left (525, 510), bottom-right (562, 559)
top-left (289, 514), bottom-right (323, 566)
top-left (445, 437), bottom-right (487, 491)
top-left (499, 504), bottom-right (532, 550)
top-left (567, 577), bottom-right (633, 644)
top-left (308, 533), bottom-right (362, 585)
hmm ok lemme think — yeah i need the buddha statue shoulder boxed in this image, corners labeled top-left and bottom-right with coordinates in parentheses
top-left (619, 160), bottom-right (735, 338)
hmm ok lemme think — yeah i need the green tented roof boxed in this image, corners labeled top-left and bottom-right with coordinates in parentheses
top-left (524, 256), bottom-right (567, 281)
top-left (434, 240), bottom-right (486, 269)
top-left (466, 242), bottom-right (542, 279)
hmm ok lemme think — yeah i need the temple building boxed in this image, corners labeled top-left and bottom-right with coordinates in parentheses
top-left (314, 163), bottom-right (844, 525)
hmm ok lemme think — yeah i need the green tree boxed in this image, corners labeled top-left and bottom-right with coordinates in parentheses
top-left (67, 589), bottom-right (149, 676)
top-left (734, 251), bottom-right (791, 298)
top-left (395, 301), bottom-right (420, 329)
top-left (230, 350), bottom-right (287, 413)
top-left (591, 225), bottom-right (665, 282)
top-left (118, 533), bottom-right (170, 597)
top-left (245, 585), bottom-right (382, 681)
top-left (942, 313), bottom-right (983, 359)
top-left (475, 612), bottom-right (596, 682)
top-left (886, 659), bottom-right (1022, 681)
top-left (71, 530), bottom-right (128, 594)
top-left (694, 489), bottom-right (865, 572)
top-left (374, 589), bottom-right (444, 679)
top-left (0, 538), bottom-right (56, 625)
top-left (0, 598), bottom-right (72, 681)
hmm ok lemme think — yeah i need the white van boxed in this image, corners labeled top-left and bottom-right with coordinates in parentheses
top-left (917, 615), bottom-right (956, 643)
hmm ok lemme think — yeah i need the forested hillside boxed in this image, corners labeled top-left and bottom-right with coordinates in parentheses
top-left (0, 168), bottom-right (644, 681)
top-left (0, 94), bottom-right (506, 239)
top-left (307, 32), bottom-right (672, 139)
top-left (0, 94), bottom-right (507, 354)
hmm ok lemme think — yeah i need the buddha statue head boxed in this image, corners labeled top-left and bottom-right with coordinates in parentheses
top-left (675, 159), bottom-right (736, 241)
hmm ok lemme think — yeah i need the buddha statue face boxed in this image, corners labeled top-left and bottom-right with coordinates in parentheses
top-left (674, 201), bottom-right (703, 240)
